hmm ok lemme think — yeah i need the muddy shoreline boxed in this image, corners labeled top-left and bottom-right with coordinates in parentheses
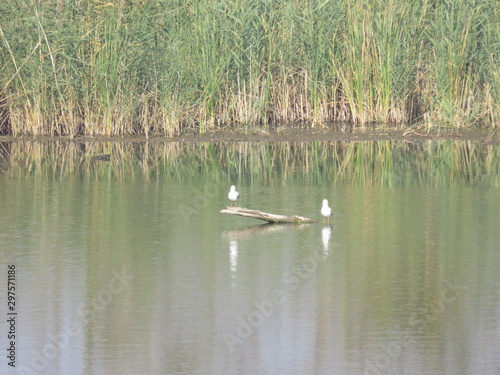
top-left (1, 127), bottom-right (498, 145)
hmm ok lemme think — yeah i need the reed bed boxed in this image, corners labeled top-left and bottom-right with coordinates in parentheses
top-left (1, 140), bottom-right (498, 187)
top-left (0, 0), bottom-right (498, 136)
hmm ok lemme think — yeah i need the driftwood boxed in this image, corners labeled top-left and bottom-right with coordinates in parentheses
top-left (220, 206), bottom-right (318, 224)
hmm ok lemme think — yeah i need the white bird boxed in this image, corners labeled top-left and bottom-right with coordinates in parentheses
top-left (228, 185), bottom-right (240, 206)
top-left (321, 199), bottom-right (332, 224)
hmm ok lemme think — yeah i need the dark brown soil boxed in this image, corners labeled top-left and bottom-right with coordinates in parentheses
top-left (1, 126), bottom-right (498, 144)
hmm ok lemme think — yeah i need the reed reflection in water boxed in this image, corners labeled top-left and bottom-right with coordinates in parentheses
top-left (1, 140), bottom-right (498, 187)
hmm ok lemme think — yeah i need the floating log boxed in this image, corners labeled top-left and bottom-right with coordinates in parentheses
top-left (220, 206), bottom-right (318, 224)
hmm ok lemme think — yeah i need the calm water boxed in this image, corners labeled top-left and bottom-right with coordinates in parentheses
top-left (0, 140), bottom-right (499, 375)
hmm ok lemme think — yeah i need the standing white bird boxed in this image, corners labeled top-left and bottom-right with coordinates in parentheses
top-left (321, 199), bottom-right (332, 224)
top-left (228, 185), bottom-right (240, 206)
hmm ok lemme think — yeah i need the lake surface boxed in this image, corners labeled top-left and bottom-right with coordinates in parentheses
top-left (0, 140), bottom-right (499, 375)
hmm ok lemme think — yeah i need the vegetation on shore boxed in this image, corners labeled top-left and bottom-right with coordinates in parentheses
top-left (0, 0), bottom-right (499, 136)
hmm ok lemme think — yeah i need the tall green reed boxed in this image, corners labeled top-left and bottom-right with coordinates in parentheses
top-left (0, 0), bottom-right (498, 136)
top-left (425, 0), bottom-right (496, 126)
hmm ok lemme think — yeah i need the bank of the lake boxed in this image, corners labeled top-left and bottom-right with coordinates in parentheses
top-left (1, 127), bottom-right (499, 146)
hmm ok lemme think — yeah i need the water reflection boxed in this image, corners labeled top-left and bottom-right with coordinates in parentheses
top-left (229, 239), bottom-right (238, 280)
top-left (1, 140), bottom-right (499, 187)
top-left (321, 226), bottom-right (332, 258)
top-left (223, 223), bottom-right (292, 238)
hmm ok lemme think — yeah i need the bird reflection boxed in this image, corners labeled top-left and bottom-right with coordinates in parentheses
top-left (229, 239), bottom-right (239, 281)
top-left (321, 225), bottom-right (332, 258)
